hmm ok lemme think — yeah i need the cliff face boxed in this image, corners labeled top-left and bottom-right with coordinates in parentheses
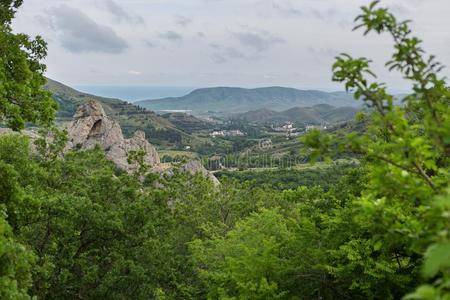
top-left (66, 100), bottom-right (160, 172)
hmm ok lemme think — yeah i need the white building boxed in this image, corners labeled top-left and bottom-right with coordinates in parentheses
top-left (210, 130), bottom-right (246, 137)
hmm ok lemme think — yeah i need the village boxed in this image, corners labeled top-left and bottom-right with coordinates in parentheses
top-left (209, 121), bottom-right (328, 140)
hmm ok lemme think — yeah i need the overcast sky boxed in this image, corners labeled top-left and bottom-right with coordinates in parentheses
top-left (12, 0), bottom-right (450, 90)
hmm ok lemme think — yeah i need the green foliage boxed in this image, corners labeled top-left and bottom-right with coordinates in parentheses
top-left (190, 209), bottom-right (293, 299)
top-left (301, 1), bottom-right (450, 298)
top-left (404, 188), bottom-right (450, 300)
top-left (128, 149), bottom-right (150, 177)
top-left (0, 210), bottom-right (34, 300)
top-left (234, 104), bottom-right (359, 126)
top-left (0, 133), bottom-right (290, 299)
top-left (0, 1), bottom-right (56, 130)
top-left (190, 172), bottom-right (369, 299)
top-left (1, 1), bottom-right (449, 299)
top-left (216, 162), bottom-right (357, 191)
top-left (34, 127), bottom-right (68, 162)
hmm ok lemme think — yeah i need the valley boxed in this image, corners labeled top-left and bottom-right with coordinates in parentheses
top-left (136, 86), bottom-right (358, 113)
top-left (45, 78), bottom-right (362, 180)
top-left (2, 1), bottom-right (449, 299)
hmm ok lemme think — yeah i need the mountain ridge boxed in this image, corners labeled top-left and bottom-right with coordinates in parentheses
top-left (233, 104), bottom-right (360, 125)
top-left (136, 86), bottom-right (357, 114)
top-left (43, 78), bottom-right (204, 147)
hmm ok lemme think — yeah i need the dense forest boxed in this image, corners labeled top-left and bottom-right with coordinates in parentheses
top-left (1, 1), bottom-right (449, 299)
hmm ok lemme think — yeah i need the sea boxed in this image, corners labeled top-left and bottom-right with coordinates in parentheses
top-left (73, 86), bottom-right (196, 103)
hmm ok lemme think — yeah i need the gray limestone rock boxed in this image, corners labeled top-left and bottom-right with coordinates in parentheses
top-left (1, 100), bottom-right (218, 185)
top-left (66, 100), bottom-right (160, 172)
top-left (180, 160), bottom-right (220, 186)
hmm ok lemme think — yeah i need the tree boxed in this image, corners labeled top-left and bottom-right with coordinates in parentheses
top-left (0, 211), bottom-right (34, 300)
top-left (0, 135), bottom-right (37, 299)
top-left (0, 0), bottom-right (56, 130)
top-left (304, 1), bottom-right (450, 298)
top-left (190, 209), bottom-right (294, 299)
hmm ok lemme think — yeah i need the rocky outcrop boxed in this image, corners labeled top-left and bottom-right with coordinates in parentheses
top-left (66, 100), bottom-right (160, 172)
top-left (106, 130), bottom-right (161, 171)
top-left (180, 160), bottom-right (220, 186)
top-left (0, 128), bottom-right (12, 135)
top-left (0, 127), bottom-right (40, 152)
top-left (1, 100), bottom-right (218, 184)
top-left (65, 100), bottom-right (218, 185)
top-left (151, 161), bottom-right (220, 187)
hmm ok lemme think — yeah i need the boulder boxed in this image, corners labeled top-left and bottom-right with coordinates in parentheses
top-left (180, 160), bottom-right (220, 186)
top-left (106, 130), bottom-right (160, 171)
top-left (67, 100), bottom-right (123, 150)
top-left (0, 128), bottom-right (12, 135)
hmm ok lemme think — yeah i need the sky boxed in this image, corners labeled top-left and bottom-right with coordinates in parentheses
top-left (12, 0), bottom-right (450, 91)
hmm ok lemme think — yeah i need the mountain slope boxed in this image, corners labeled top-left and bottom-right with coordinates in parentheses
top-left (44, 78), bottom-right (204, 147)
top-left (160, 113), bottom-right (212, 134)
top-left (234, 104), bottom-right (360, 124)
top-left (136, 86), bottom-right (356, 113)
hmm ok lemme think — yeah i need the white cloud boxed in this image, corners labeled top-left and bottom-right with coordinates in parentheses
top-left (158, 31), bottom-right (183, 42)
top-left (41, 4), bottom-right (128, 54)
top-left (175, 15), bottom-right (192, 27)
top-left (102, 0), bottom-right (144, 24)
top-left (128, 70), bottom-right (142, 75)
top-left (12, 0), bottom-right (450, 89)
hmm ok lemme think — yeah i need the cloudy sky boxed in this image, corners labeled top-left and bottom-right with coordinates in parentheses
top-left (12, 0), bottom-right (450, 90)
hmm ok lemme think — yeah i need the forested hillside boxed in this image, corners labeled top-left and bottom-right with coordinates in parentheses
top-left (233, 104), bottom-right (360, 124)
top-left (137, 86), bottom-right (356, 113)
top-left (1, 1), bottom-right (449, 300)
top-left (44, 78), bottom-right (203, 147)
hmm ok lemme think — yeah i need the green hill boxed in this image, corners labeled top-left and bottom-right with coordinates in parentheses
top-left (233, 104), bottom-right (359, 125)
top-left (161, 112), bottom-right (213, 134)
top-left (44, 78), bottom-right (204, 148)
top-left (136, 86), bottom-right (356, 114)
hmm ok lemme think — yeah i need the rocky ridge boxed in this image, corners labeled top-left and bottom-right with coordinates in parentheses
top-left (66, 100), bottom-right (160, 172)
top-left (1, 100), bottom-right (219, 185)
top-left (67, 100), bottom-right (219, 184)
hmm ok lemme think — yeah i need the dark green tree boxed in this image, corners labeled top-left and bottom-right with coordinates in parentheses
top-left (0, 211), bottom-right (34, 300)
top-left (303, 1), bottom-right (450, 298)
top-left (0, 0), bottom-right (56, 130)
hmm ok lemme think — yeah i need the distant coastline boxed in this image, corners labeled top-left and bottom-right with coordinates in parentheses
top-left (158, 110), bottom-right (193, 113)
top-left (73, 85), bottom-right (196, 102)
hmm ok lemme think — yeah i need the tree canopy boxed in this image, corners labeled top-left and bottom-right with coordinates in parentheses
top-left (0, 0), bottom-right (56, 130)
top-left (0, 1), bottom-right (449, 299)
